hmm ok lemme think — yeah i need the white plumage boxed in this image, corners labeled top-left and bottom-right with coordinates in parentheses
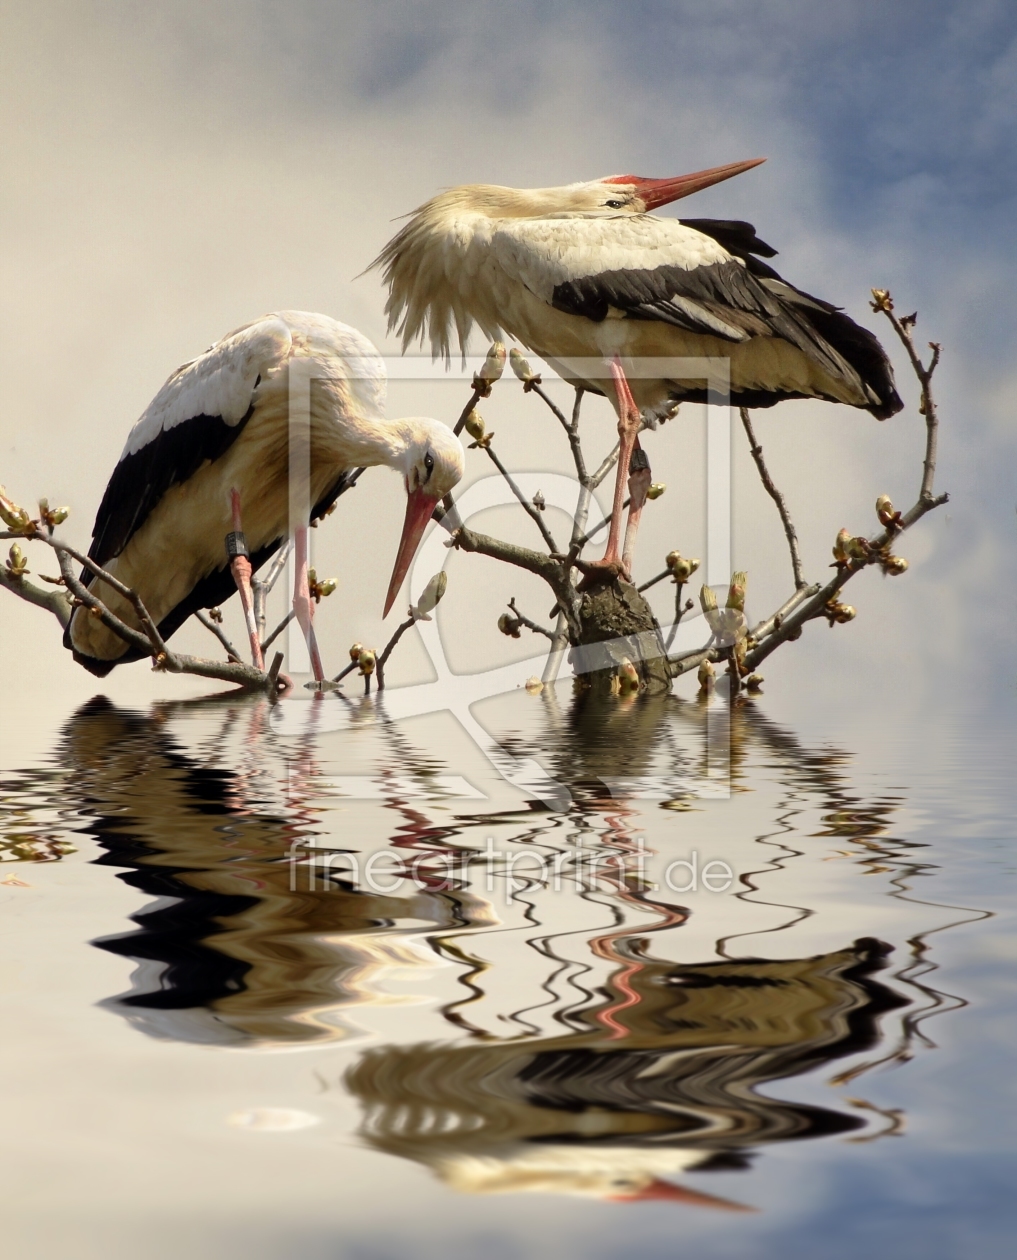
top-left (372, 163), bottom-right (902, 579)
top-left (372, 166), bottom-right (902, 418)
top-left (68, 311), bottom-right (463, 677)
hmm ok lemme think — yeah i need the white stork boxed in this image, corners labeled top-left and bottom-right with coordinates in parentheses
top-left (66, 311), bottom-right (464, 679)
top-left (371, 160), bottom-right (903, 578)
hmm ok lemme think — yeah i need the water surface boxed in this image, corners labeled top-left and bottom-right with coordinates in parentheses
top-left (1, 679), bottom-right (1013, 1259)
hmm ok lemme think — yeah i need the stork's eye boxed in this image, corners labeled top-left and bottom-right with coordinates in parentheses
top-left (605, 199), bottom-right (625, 209)
top-left (423, 452), bottom-right (435, 481)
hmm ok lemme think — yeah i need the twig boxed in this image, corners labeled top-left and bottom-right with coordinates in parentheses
top-left (739, 407), bottom-right (806, 589)
top-left (48, 536), bottom-right (168, 655)
top-left (195, 610), bottom-right (242, 662)
top-left (879, 307), bottom-right (942, 503)
top-left (664, 586), bottom-right (693, 653)
top-left (507, 597), bottom-right (555, 641)
top-left (261, 609), bottom-right (294, 654)
top-left (52, 549), bottom-right (275, 689)
top-left (528, 382), bottom-right (572, 433)
top-left (0, 567), bottom-right (73, 626)
top-left (482, 442), bottom-right (559, 552)
top-left (638, 568), bottom-right (671, 593)
top-left (55, 549), bottom-right (160, 658)
top-left (253, 539), bottom-right (292, 640)
top-left (376, 615), bottom-right (415, 691)
top-left (453, 387), bottom-right (485, 437)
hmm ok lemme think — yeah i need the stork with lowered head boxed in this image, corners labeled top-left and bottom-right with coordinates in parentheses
top-left (66, 311), bottom-right (464, 680)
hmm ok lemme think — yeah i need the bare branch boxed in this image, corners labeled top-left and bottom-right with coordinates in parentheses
top-left (739, 407), bottom-right (806, 589)
top-left (261, 609), bottom-right (294, 654)
top-left (453, 524), bottom-right (561, 583)
top-left (453, 387), bottom-right (485, 437)
top-left (507, 597), bottom-right (555, 640)
top-left (664, 585), bottom-right (694, 653)
top-left (195, 610), bottom-right (242, 662)
top-left (879, 306), bottom-right (942, 503)
top-left (0, 567), bottom-right (73, 626)
top-left (46, 536), bottom-right (168, 655)
top-left (55, 548), bottom-right (157, 657)
top-left (376, 615), bottom-right (416, 691)
top-left (528, 382), bottom-right (572, 433)
top-left (480, 443), bottom-right (559, 553)
top-left (638, 568), bottom-right (671, 593)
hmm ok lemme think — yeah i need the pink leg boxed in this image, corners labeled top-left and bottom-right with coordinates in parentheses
top-left (622, 441), bottom-right (652, 576)
top-left (576, 357), bottom-right (643, 586)
top-left (292, 524), bottom-right (325, 682)
top-left (227, 489), bottom-right (264, 670)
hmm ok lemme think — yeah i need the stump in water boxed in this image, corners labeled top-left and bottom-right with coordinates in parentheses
top-left (572, 577), bottom-right (672, 695)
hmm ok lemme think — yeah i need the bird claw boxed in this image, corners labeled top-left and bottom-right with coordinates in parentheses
top-left (574, 557), bottom-right (629, 591)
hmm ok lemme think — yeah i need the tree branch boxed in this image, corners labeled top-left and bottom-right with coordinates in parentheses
top-left (739, 407), bottom-right (806, 589)
top-left (507, 597), bottom-right (555, 640)
top-left (376, 615), bottom-right (415, 691)
top-left (481, 441), bottom-right (559, 552)
top-left (0, 567), bottom-right (73, 626)
top-left (195, 610), bottom-right (241, 662)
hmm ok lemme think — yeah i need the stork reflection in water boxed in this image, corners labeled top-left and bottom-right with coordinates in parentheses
top-left (7, 690), bottom-right (973, 1206)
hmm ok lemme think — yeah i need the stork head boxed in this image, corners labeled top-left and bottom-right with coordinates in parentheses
top-left (384, 418), bottom-right (464, 618)
top-left (562, 158), bottom-right (766, 218)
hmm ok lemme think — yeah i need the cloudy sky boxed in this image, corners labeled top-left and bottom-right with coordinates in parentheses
top-left (1, 0), bottom-right (1014, 720)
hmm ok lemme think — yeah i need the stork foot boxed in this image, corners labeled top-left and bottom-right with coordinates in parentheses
top-left (574, 556), bottom-right (629, 591)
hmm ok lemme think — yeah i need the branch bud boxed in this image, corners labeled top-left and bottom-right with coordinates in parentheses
top-left (349, 642), bottom-right (363, 662)
top-left (473, 342), bottom-right (506, 395)
top-left (699, 584), bottom-right (718, 613)
top-left (307, 568), bottom-right (337, 603)
top-left (869, 288), bottom-right (893, 313)
top-left (38, 499), bottom-right (69, 528)
top-left (464, 409), bottom-right (493, 448)
top-left (726, 571), bottom-right (747, 612)
top-left (666, 552), bottom-right (699, 582)
top-left (881, 556), bottom-right (908, 576)
top-left (357, 648), bottom-right (376, 676)
top-left (832, 528), bottom-right (852, 563)
top-left (0, 487), bottom-right (35, 536)
top-left (744, 673), bottom-right (764, 692)
top-left (497, 612), bottom-right (522, 638)
top-left (509, 348), bottom-right (539, 387)
top-left (645, 482), bottom-right (666, 500)
top-left (697, 658), bottom-right (715, 692)
top-left (532, 490), bottom-right (546, 511)
top-left (5, 542), bottom-right (29, 579)
top-left (875, 494), bottom-right (901, 528)
top-left (524, 676), bottom-right (543, 693)
top-left (411, 570), bottom-right (447, 621)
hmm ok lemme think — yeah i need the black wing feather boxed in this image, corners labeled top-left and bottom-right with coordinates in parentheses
top-left (89, 405), bottom-right (257, 568)
top-left (550, 219), bottom-right (902, 420)
top-left (69, 468), bottom-right (362, 677)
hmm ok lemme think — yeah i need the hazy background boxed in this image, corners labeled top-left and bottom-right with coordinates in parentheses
top-left (2, 0), bottom-right (1014, 749)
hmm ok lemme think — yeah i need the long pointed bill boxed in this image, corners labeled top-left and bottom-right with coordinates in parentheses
top-left (610, 1178), bottom-right (756, 1211)
top-left (606, 158), bottom-right (765, 209)
top-left (384, 486), bottom-right (441, 618)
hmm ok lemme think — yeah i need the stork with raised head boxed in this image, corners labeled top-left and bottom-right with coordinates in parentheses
top-left (66, 311), bottom-right (464, 679)
top-left (371, 160), bottom-right (903, 579)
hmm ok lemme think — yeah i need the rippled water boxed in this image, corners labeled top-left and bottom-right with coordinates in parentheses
top-left (1, 681), bottom-right (1014, 1258)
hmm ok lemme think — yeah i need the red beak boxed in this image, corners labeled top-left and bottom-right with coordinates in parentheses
top-left (605, 158), bottom-right (765, 210)
top-left (609, 1178), bottom-right (756, 1212)
top-left (383, 485), bottom-right (440, 618)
